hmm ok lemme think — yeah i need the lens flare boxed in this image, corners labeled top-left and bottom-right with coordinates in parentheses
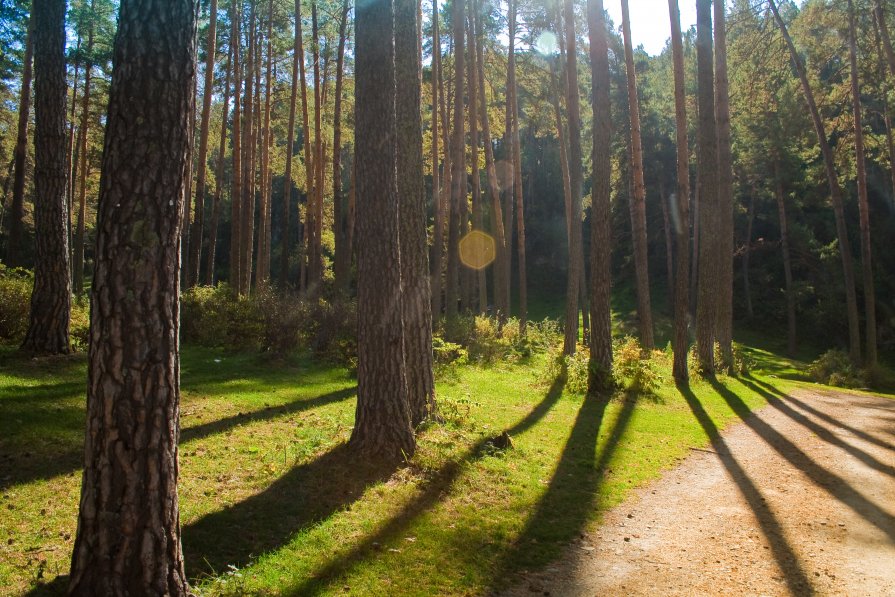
top-left (535, 31), bottom-right (559, 56)
top-left (459, 230), bottom-right (497, 271)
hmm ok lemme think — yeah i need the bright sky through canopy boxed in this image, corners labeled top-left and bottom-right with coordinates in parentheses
top-left (606, 0), bottom-right (699, 56)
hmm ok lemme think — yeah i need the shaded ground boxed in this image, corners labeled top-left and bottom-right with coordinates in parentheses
top-left (504, 383), bottom-right (895, 596)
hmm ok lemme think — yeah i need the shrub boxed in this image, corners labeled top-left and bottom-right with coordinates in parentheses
top-left (614, 336), bottom-right (661, 394)
top-left (0, 265), bottom-right (33, 343)
top-left (305, 298), bottom-right (357, 364)
top-left (181, 284), bottom-right (265, 351)
top-left (70, 298), bottom-right (91, 352)
top-left (564, 347), bottom-right (590, 394)
top-left (808, 349), bottom-right (861, 388)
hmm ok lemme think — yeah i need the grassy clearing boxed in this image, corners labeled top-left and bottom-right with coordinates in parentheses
top-left (0, 339), bottom-right (885, 596)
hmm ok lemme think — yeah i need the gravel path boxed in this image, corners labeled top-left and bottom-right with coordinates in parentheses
top-left (504, 384), bottom-right (895, 596)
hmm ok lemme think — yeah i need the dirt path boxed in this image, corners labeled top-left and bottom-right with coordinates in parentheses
top-left (504, 386), bottom-right (895, 596)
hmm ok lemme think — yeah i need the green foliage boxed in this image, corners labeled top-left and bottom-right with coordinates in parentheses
top-left (563, 347), bottom-right (591, 395)
top-left (614, 336), bottom-right (662, 394)
top-left (0, 265), bottom-right (32, 342)
top-left (436, 392), bottom-right (479, 427)
top-left (807, 349), bottom-right (861, 388)
top-left (181, 284), bottom-right (265, 351)
top-left (69, 298), bottom-right (90, 352)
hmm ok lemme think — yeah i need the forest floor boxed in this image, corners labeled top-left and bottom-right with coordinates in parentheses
top-left (503, 384), bottom-right (895, 596)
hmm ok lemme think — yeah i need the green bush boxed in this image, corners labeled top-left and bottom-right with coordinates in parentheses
top-left (70, 298), bottom-right (91, 352)
top-left (305, 298), bottom-right (357, 364)
top-left (181, 284), bottom-right (265, 351)
top-left (0, 265), bottom-right (33, 342)
top-left (808, 349), bottom-right (861, 388)
top-left (614, 336), bottom-right (661, 394)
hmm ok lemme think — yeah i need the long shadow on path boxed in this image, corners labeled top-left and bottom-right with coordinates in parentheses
top-left (284, 376), bottom-right (569, 596)
top-left (709, 378), bottom-right (895, 543)
top-left (679, 382), bottom-right (813, 595)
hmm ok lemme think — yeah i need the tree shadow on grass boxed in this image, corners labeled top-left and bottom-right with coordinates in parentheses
top-left (283, 375), bottom-right (569, 596)
top-left (0, 387), bottom-right (354, 492)
top-left (708, 377), bottom-right (895, 543)
top-left (736, 376), bottom-right (895, 479)
top-left (182, 442), bottom-right (396, 580)
top-left (678, 381), bottom-right (814, 595)
top-left (486, 391), bottom-right (637, 590)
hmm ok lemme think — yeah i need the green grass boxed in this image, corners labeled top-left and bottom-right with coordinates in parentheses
top-left (0, 338), bottom-right (882, 596)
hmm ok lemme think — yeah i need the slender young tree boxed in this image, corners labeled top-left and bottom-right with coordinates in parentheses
top-left (695, 0), bottom-right (719, 373)
top-left (6, 15), bottom-right (33, 268)
top-left (511, 0), bottom-right (527, 333)
top-left (189, 0), bottom-right (219, 287)
top-left (620, 0), bottom-right (654, 350)
top-left (467, 3), bottom-right (486, 312)
top-left (586, 0), bottom-right (613, 392)
top-left (350, 0), bottom-right (415, 461)
top-left (714, 0), bottom-right (734, 369)
top-left (22, 0), bottom-right (70, 356)
top-left (298, 0), bottom-right (313, 292)
top-left (445, 0), bottom-right (465, 324)
top-left (848, 0), bottom-right (877, 367)
top-left (256, 0), bottom-right (274, 287)
top-left (206, 41), bottom-right (233, 286)
top-left (431, 0), bottom-right (444, 318)
top-left (66, 0), bottom-right (197, 592)
top-left (668, 0), bottom-right (690, 382)
top-left (308, 0), bottom-right (324, 294)
top-left (332, 0), bottom-right (350, 294)
top-left (230, 1), bottom-right (243, 288)
top-left (280, 0), bottom-right (302, 287)
top-left (769, 0), bottom-right (861, 364)
top-left (773, 160), bottom-right (796, 356)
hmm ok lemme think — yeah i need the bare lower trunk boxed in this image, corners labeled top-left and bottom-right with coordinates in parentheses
top-left (660, 184), bottom-right (674, 307)
top-left (280, 0), bottom-right (301, 287)
top-left (229, 3), bottom-right (243, 289)
top-left (22, 0), bottom-right (70, 356)
top-left (445, 0), bottom-right (465, 325)
top-left (561, 0), bottom-right (580, 352)
top-left (431, 0), bottom-right (444, 319)
top-left (67, 1), bottom-right (196, 591)
top-left (467, 6), bottom-right (486, 313)
top-left (621, 0), bottom-right (654, 350)
top-left (207, 43), bottom-right (233, 286)
top-left (586, 0), bottom-right (613, 393)
top-left (256, 0), bottom-right (274, 288)
top-left (73, 35), bottom-right (93, 296)
top-left (773, 164), bottom-right (795, 356)
top-left (333, 0), bottom-right (350, 295)
top-left (714, 0), bottom-right (734, 369)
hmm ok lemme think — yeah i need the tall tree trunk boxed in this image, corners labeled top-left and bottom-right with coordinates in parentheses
top-left (714, 0), bottom-right (734, 369)
top-left (280, 0), bottom-right (302, 287)
top-left (620, 0), bottom-right (654, 350)
top-left (256, 0), bottom-right (273, 288)
top-left (66, 33), bottom-right (82, 274)
top-left (848, 0), bottom-right (877, 367)
top-left (586, 0), bottom-right (613, 392)
top-left (876, 0), bottom-right (895, 77)
top-left (431, 0), bottom-right (444, 318)
top-left (396, 0), bottom-right (435, 426)
top-left (743, 189), bottom-right (755, 321)
top-left (350, 0), bottom-right (415, 461)
top-left (298, 0), bottom-right (313, 293)
top-left (467, 5), bottom-right (486, 312)
top-left (181, 75), bottom-right (196, 290)
top-left (773, 162), bottom-right (796, 356)
top-left (695, 0), bottom-right (719, 374)
top-left (206, 42), bottom-right (233, 286)
top-left (73, 10), bottom-right (95, 297)
top-left (308, 0), bottom-right (324, 295)
top-left (474, 0), bottom-right (506, 321)
top-left (67, 0), bottom-right (197, 591)
top-left (560, 0), bottom-right (580, 351)
top-left (660, 183), bottom-right (674, 306)
top-left (668, 0), bottom-right (691, 382)
top-left (239, 1), bottom-right (257, 295)
top-left (230, 1), bottom-right (243, 289)
top-left (190, 0), bottom-right (219, 287)
top-left (769, 0), bottom-right (861, 364)
top-left (332, 0), bottom-right (350, 294)
top-left (511, 29), bottom-right (527, 333)
top-left (6, 15), bottom-right (34, 268)
top-left (445, 0), bottom-right (465, 325)
top-left (22, 0), bottom-right (70, 355)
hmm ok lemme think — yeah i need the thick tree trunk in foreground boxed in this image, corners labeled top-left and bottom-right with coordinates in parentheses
top-left (67, 0), bottom-right (197, 593)
top-left (190, 0), bottom-right (218, 287)
top-left (586, 0), bottom-right (613, 393)
top-left (848, 0), bottom-right (877, 368)
top-left (22, 0), bottom-right (70, 356)
top-left (774, 162), bottom-right (796, 356)
top-left (6, 16), bottom-right (33, 268)
top-left (350, 0), bottom-right (415, 461)
top-left (560, 0), bottom-right (580, 352)
top-left (668, 0), bottom-right (691, 382)
top-left (714, 0), bottom-right (734, 369)
top-left (769, 0), bottom-right (861, 364)
top-left (396, 0), bottom-right (435, 426)
top-left (620, 0), bottom-right (654, 350)
top-left (695, 0), bottom-right (719, 374)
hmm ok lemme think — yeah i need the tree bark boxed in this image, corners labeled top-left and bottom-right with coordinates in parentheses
top-left (350, 0), bottom-right (416, 461)
top-left (467, 4), bottom-right (486, 313)
top-left (280, 0), bottom-right (301, 287)
top-left (773, 163), bottom-right (796, 356)
top-left (396, 0), bottom-right (435, 426)
top-left (620, 0), bottom-right (654, 350)
top-left (297, 0), bottom-right (312, 293)
top-left (6, 15), bottom-right (34, 268)
top-left (66, 0), bottom-right (197, 592)
top-left (876, 0), bottom-right (895, 77)
top-left (511, 4), bottom-right (527, 333)
top-left (586, 0), bottom-right (613, 392)
top-left (22, 0), bottom-right (70, 356)
top-left (714, 0), bottom-right (734, 369)
top-left (256, 0), bottom-right (274, 288)
top-left (206, 41), bottom-right (232, 286)
top-left (308, 0), bottom-right (324, 295)
top-left (431, 0), bottom-right (444, 319)
top-left (332, 0), bottom-right (350, 295)
top-left (559, 0), bottom-right (580, 351)
top-left (230, 1), bottom-right (243, 289)
top-left (239, 0), bottom-right (257, 295)
top-left (668, 0), bottom-right (691, 382)
top-left (769, 0), bottom-right (861, 364)
top-left (445, 0), bottom-right (465, 325)
top-left (660, 184), bottom-right (674, 307)
top-left (189, 0), bottom-right (219, 287)
top-left (848, 0), bottom-right (877, 368)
